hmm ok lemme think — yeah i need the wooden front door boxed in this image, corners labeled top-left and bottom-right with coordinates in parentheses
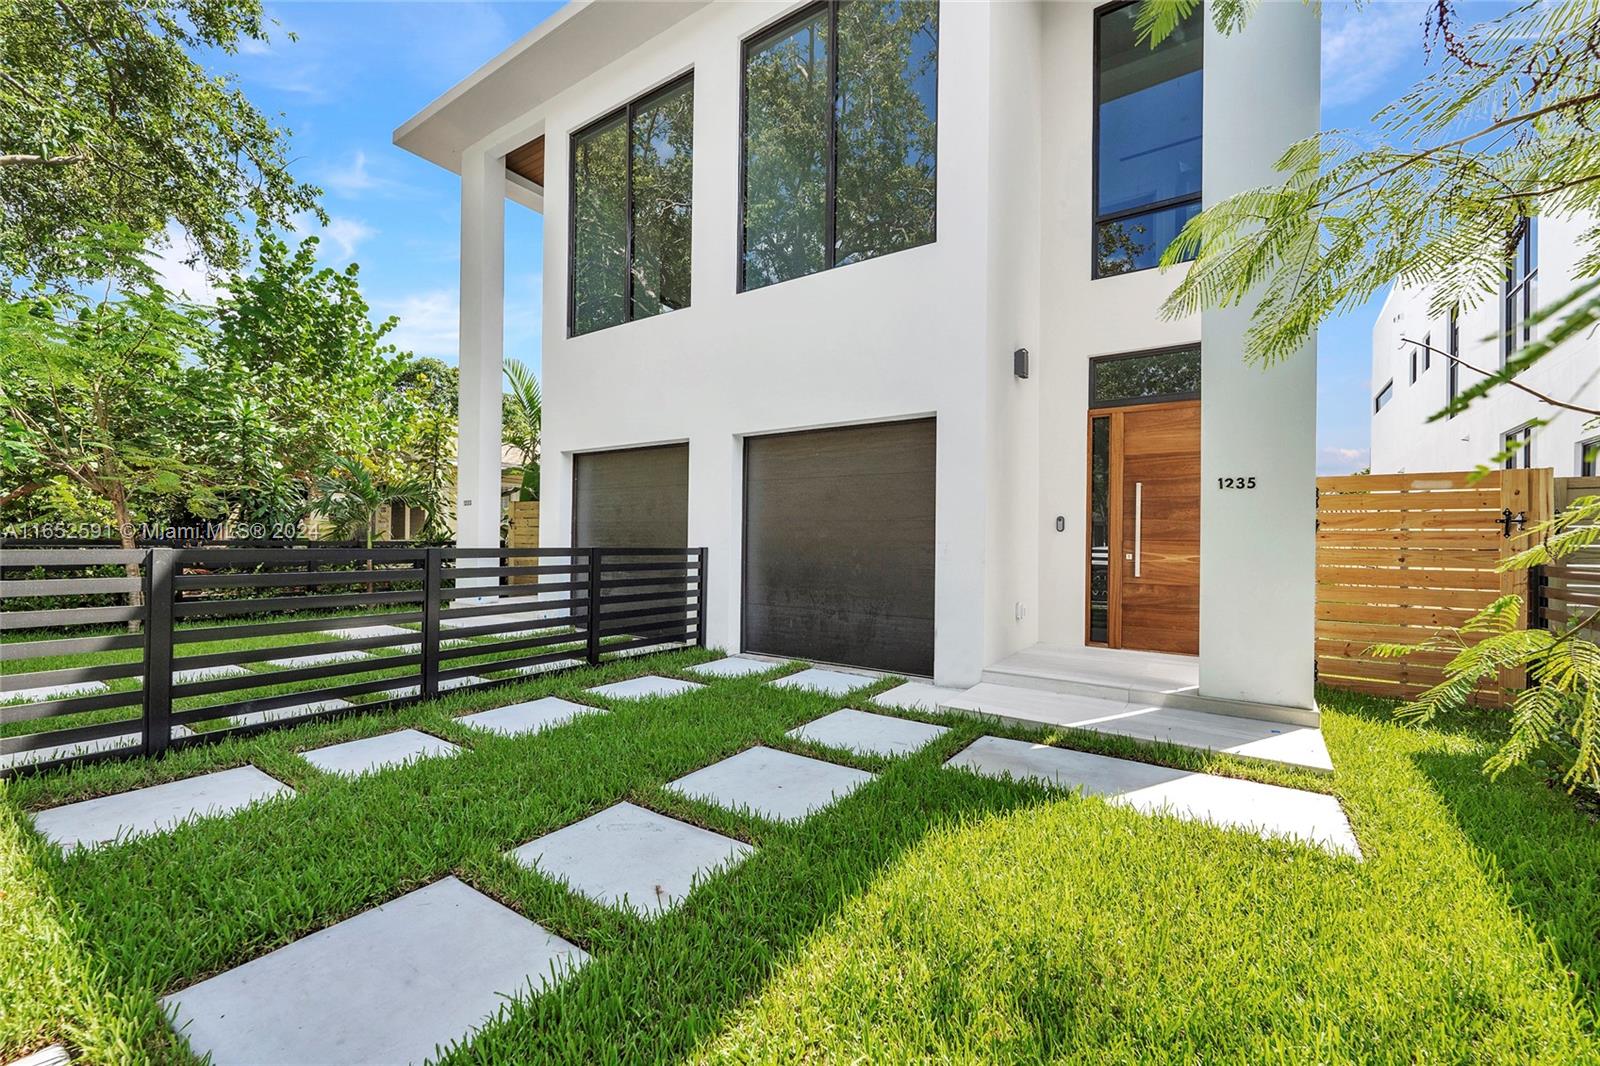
top-left (1087, 400), bottom-right (1200, 654)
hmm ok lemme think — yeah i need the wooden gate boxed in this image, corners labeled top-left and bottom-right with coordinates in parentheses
top-left (1315, 468), bottom-right (1552, 705)
top-left (1539, 476), bottom-right (1600, 641)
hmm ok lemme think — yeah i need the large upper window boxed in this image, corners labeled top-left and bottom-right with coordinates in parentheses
top-left (1094, 0), bottom-right (1203, 278)
top-left (1503, 217), bottom-right (1537, 362)
top-left (569, 75), bottom-right (694, 337)
top-left (740, 1), bottom-right (939, 292)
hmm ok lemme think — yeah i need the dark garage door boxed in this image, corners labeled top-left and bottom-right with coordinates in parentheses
top-left (743, 419), bottom-right (935, 675)
top-left (572, 444), bottom-right (688, 547)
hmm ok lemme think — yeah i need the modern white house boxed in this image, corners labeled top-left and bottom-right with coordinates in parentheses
top-left (1370, 213), bottom-right (1600, 475)
top-left (395, 0), bottom-right (1321, 719)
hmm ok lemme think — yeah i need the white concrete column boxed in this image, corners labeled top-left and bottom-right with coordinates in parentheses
top-left (457, 149), bottom-right (506, 552)
top-left (1198, 3), bottom-right (1320, 710)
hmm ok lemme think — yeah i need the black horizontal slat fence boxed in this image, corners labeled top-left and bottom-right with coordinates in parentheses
top-left (1, 545), bottom-right (705, 777)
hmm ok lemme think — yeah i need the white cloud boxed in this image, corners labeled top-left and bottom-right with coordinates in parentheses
top-left (378, 288), bottom-right (459, 360)
top-left (1321, 2), bottom-right (1427, 110)
top-left (1318, 445), bottom-right (1372, 475)
top-left (289, 211), bottom-right (377, 263)
top-left (319, 150), bottom-right (378, 196)
top-left (145, 224), bottom-right (224, 304)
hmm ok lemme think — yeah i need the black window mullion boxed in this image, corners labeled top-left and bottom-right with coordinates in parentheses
top-left (624, 99), bottom-right (635, 323)
top-left (824, 0), bottom-right (838, 269)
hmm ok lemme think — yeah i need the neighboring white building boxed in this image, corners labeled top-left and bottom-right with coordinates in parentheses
top-left (395, 0), bottom-right (1321, 715)
top-left (1370, 214), bottom-right (1600, 475)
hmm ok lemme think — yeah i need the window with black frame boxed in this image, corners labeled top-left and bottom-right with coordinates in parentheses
top-left (1094, 0), bottom-right (1202, 278)
top-left (569, 75), bottom-right (694, 337)
top-left (1503, 424), bottom-right (1532, 469)
top-left (1089, 345), bottom-right (1201, 408)
top-left (1503, 217), bottom-right (1537, 362)
top-left (740, 0), bottom-right (939, 291)
top-left (1446, 305), bottom-right (1460, 415)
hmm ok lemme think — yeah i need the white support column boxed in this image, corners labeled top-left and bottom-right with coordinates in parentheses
top-left (1198, 3), bottom-right (1320, 710)
top-left (457, 149), bottom-right (506, 554)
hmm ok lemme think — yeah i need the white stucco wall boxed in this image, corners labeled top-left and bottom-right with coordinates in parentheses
top-left (444, 0), bottom-right (1322, 706)
top-left (1370, 212), bottom-right (1600, 475)
top-left (1197, 2), bottom-right (1320, 710)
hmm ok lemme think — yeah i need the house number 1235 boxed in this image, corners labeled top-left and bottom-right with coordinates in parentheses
top-left (1217, 476), bottom-right (1257, 489)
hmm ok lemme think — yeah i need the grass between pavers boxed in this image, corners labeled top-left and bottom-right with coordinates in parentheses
top-left (0, 663), bottom-right (1595, 1063)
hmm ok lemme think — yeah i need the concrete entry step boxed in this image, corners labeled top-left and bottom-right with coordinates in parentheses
top-left (30, 765), bottom-right (292, 854)
top-left (943, 683), bottom-right (1332, 773)
top-left (946, 735), bottom-right (1359, 857)
top-left (981, 644), bottom-right (1319, 728)
top-left (161, 876), bottom-right (588, 1065)
top-left (509, 801), bottom-right (752, 916)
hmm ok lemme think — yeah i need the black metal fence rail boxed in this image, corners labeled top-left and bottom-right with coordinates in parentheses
top-left (1, 545), bottom-right (706, 777)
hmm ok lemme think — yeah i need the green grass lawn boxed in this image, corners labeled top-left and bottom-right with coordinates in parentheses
top-left (2, 653), bottom-right (1597, 1063)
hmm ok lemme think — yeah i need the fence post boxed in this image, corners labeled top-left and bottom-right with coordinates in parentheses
top-left (421, 547), bottom-right (441, 700)
top-left (143, 547), bottom-right (175, 756)
top-left (696, 547), bottom-right (708, 648)
top-left (586, 547), bottom-right (603, 667)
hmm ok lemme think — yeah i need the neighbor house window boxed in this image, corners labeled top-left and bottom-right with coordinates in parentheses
top-left (1409, 347), bottom-right (1418, 384)
top-left (1374, 380), bottom-right (1394, 413)
top-left (1446, 305), bottom-right (1460, 417)
top-left (740, 0), bottom-right (939, 291)
top-left (1503, 424), bottom-right (1532, 469)
top-left (1094, 0), bottom-right (1203, 278)
top-left (1503, 217), bottom-right (1537, 362)
top-left (1421, 332), bottom-right (1431, 372)
top-left (569, 74), bottom-right (694, 337)
top-left (1581, 438), bottom-right (1599, 477)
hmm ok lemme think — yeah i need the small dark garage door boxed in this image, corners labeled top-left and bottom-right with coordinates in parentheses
top-left (572, 444), bottom-right (688, 547)
top-left (743, 419), bottom-right (935, 675)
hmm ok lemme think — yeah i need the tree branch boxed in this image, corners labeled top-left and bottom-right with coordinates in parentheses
top-left (0, 153), bottom-right (87, 167)
top-left (1401, 334), bottom-right (1600, 417)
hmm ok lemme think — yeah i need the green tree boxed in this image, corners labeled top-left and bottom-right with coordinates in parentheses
top-left (389, 357), bottom-right (458, 540)
top-left (502, 359), bottom-right (541, 502)
top-left (0, 231), bottom-right (220, 551)
top-left (312, 457), bottom-right (429, 551)
top-left (199, 227), bottom-right (412, 522)
top-left (1137, 0), bottom-right (1600, 795)
top-left (0, 0), bottom-right (320, 288)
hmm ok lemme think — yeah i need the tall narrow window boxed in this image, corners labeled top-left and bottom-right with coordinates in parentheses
top-left (1421, 332), bottom-right (1431, 372)
top-left (741, 1), bottom-right (939, 291)
top-left (1446, 305), bottom-right (1460, 416)
top-left (1410, 348), bottom-right (1418, 384)
top-left (569, 75), bottom-right (694, 337)
top-left (1094, 0), bottom-right (1203, 278)
top-left (1503, 217), bottom-right (1537, 362)
top-left (1503, 424), bottom-right (1532, 469)
top-left (1088, 415), bottom-right (1111, 644)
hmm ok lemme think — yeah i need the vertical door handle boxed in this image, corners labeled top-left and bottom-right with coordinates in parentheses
top-left (1133, 481), bottom-right (1143, 578)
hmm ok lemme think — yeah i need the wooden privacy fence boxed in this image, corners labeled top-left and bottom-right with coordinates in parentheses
top-left (1315, 468), bottom-right (1552, 706)
top-left (1537, 476), bottom-right (1600, 641)
top-left (1, 545), bottom-right (706, 778)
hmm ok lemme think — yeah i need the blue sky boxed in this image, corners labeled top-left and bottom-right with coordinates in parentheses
top-left (171, 0), bottom-right (1508, 475)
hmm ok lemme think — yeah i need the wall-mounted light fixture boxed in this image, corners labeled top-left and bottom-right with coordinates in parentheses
top-left (1014, 348), bottom-right (1030, 379)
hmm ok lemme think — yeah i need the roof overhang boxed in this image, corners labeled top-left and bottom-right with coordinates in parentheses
top-left (393, 0), bottom-right (710, 196)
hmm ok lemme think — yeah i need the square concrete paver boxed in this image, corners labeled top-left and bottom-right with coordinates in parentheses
top-left (260, 650), bottom-right (372, 670)
top-left (509, 802), bottom-right (752, 915)
top-left (588, 675), bottom-right (703, 700)
top-left (321, 624), bottom-right (416, 641)
top-left (768, 667), bottom-right (876, 697)
top-left (873, 681), bottom-right (965, 712)
top-left (459, 697), bottom-right (600, 737)
top-left (2, 680), bottom-right (109, 704)
top-left (228, 696), bottom-right (354, 728)
top-left (162, 876), bottom-right (587, 1065)
top-left (171, 664), bottom-right (253, 685)
top-left (31, 765), bottom-right (292, 854)
top-left (668, 746), bottom-right (874, 823)
top-left (300, 729), bottom-right (461, 777)
top-left (788, 708), bottom-right (948, 758)
top-left (685, 655), bottom-right (782, 679)
top-left (946, 735), bottom-right (1360, 857)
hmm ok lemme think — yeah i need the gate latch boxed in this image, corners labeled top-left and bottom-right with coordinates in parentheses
top-left (1498, 508), bottom-right (1527, 538)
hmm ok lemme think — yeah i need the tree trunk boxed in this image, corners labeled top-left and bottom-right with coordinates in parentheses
top-left (109, 485), bottom-right (144, 632)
